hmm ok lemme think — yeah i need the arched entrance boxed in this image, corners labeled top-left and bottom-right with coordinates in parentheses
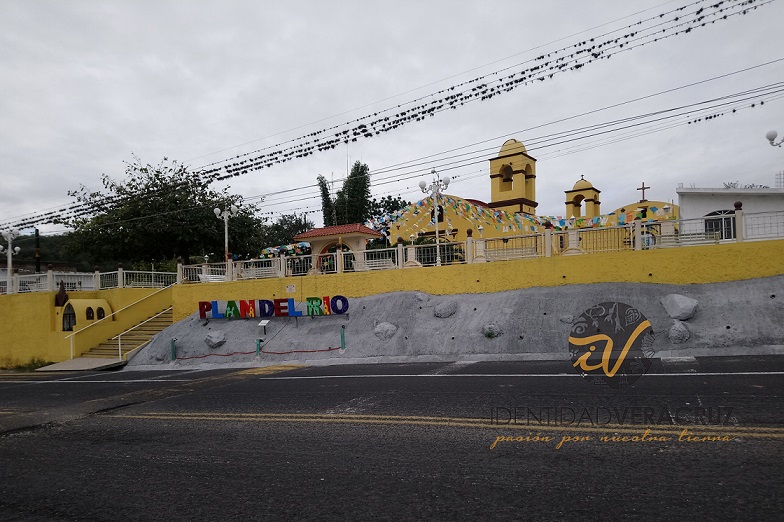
top-left (63, 303), bottom-right (76, 332)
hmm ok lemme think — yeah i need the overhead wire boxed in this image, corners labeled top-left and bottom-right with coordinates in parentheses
top-left (1, 0), bottom-right (776, 230)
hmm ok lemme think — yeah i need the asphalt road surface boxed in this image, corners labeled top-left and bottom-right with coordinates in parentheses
top-left (1, 357), bottom-right (782, 521)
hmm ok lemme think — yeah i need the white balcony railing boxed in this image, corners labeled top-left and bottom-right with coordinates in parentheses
top-left (4, 210), bottom-right (783, 294)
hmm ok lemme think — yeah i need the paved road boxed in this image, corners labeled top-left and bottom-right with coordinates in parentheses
top-left (1, 357), bottom-right (782, 520)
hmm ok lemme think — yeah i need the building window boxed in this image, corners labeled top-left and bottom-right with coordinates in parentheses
top-left (97, 307), bottom-right (106, 320)
top-left (86, 307), bottom-right (94, 320)
top-left (704, 210), bottom-right (735, 240)
top-left (63, 303), bottom-right (76, 332)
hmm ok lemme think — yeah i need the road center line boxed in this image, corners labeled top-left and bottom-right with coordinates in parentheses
top-left (255, 371), bottom-right (784, 380)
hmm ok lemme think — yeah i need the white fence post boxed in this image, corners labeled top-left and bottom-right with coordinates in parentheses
top-left (465, 230), bottom-right (474, 264)
top-left (734, 201), bottom-right (744, 242)
top-left (396, 238), bottom-right (405, 269)
top-left (94, 266), bottom-right (101, 290)
top-left (117, 264), bottom-right (125, 288)
top-left (544, 223), bottom-right (553, 258)
top-left (47, 265), bottom-right (54, 291)
top-left (176, 258), bottom-right (183, 283)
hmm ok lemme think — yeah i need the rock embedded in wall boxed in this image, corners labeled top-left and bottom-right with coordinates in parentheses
top-left (661, 294), bottom-right (698, 320)
top-left (483, 324), bottom-right (502, 338)
top-left (374, 322), bottom-right (398, 340)
top-left (205, 330), bottom-right (226, 349)
top-left (434, 301), bottom-right (458, 318)
top-left (668, 320), bottom-right (691, 344)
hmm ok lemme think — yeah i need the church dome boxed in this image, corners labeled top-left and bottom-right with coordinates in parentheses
top-left (573, 177), bottom-right (593, 190)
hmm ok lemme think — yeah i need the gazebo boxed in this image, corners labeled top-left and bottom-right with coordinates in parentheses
top-left (293, 223), bottom-right (384, 272)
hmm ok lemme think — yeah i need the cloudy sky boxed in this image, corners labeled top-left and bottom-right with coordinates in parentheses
top-left (1, 0), bottom-right (783, 234)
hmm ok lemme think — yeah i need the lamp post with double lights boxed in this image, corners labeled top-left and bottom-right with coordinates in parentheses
top-left (419, 169), bottom-right (450, 266)
top-left (214, 205), bottom-right (239, 280)
top-left (0, 228), bottom-right (21, 294)
top-left (765, 130), bottom-right (783, 147)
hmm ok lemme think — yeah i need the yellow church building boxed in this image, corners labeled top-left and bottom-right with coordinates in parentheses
top-left (370, 138), bottom-right (678, 247)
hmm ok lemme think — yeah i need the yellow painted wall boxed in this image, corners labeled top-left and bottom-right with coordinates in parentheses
top-left (0, 287), bottom-right (170, 365)
top-left (2, 240), bottom-right (782, 363)
top-left (171, 239), bottom-right (784, 320)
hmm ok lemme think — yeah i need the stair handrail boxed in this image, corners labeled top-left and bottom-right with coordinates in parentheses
top-left (64, 283), bottom-right (175, 359)
top-left (112, 306), bottom-right (173, 361)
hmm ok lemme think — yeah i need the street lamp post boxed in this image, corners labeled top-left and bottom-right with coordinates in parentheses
top-left (765, 130), bottom-right (783, 147)
top-left (0, 228), bottom-right (21, 294)
top-left (419, 169), bottom-right (450, 266)
top-left (214, 205), bottom-right (239, 280)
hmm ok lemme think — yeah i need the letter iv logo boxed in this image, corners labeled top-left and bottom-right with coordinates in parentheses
top-left (568, 302), bottom-right (655, 388)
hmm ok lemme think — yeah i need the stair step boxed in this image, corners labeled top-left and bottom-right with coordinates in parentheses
top-left (80, 309), bottom-right (170, 359)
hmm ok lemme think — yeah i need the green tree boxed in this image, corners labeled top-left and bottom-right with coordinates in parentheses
top-left (61, 156), bottom-right (266, 267)
top-left (370, 195), bottom-right (409, 217)
top-left (262, 213), bottom-right (315, 247)
top-left (317, 175), bottom-right (336, 227)
top-left (318, 161), bottom-right (372, 226)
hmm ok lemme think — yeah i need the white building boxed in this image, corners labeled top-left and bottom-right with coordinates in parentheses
top-left (677, 186), bottom-right (784, 240)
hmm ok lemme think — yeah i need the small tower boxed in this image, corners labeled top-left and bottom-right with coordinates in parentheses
top-left (565, 176), bottom-right (601, 219)
top-left (488, 139), bottom-right (538, 215)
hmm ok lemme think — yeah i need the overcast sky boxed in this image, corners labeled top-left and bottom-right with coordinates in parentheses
top-left (1, 0), bottom-right (783, 233)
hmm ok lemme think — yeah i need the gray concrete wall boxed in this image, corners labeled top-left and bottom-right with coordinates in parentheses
top-left (127, 275), bottom-right (784, 367)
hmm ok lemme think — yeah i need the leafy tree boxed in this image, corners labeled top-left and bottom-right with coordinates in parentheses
top-left (8, 233), bottom-right (95, 272)
top-left (317, 175), bottom-right (336, 227)
top-left (318, 161), bottom-right (372, 226)
top-left (370, 195), bottom-right (409, 217)
top-left (61, 156), bottom-right (266, 267)
top-left (262, 213), bottom-right (315, 247)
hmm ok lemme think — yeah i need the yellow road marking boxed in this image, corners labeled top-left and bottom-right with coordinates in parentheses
top-left (239, 365), bottom-right (306, 375)
top-left (109, 412), bottom-right (784, 440)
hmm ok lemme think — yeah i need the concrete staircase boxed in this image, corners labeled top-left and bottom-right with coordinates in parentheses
top-left (81, 309), bottom-right (173, 360)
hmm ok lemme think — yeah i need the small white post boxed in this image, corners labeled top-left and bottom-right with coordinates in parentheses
top-left (734, 201), bottom-right (744, 242)
top-left (176, 258), bottom-right (183, 283)
top-left (544, 224), bottom-right (553, 258)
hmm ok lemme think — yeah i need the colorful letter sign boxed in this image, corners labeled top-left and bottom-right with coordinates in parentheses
top-left (198, 296), bottom-right (349, 319)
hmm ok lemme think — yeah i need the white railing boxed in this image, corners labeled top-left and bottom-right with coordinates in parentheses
top-left (124, 271), bottom-right (176, 288)
top-left (484, 234), bottom-right (545, 261)
top-left (182, 262), bottom-right (228, 283)
top-left (235, 259), bottom-right (281, 279)
top-left (745, 210), bottom-right (784, 240)
top-left (6, 211), bottom-right (784, 293)
top-left (64, 284), bottom-right (174, 359)
top-left (100, 272), bottom-right (119, 289)
top-left (407, 241), bottom-right (466, 266)
top-left (345, 248), bottom-right (398, 272)
top-left (577, 225), bottom-right (635, 253)
top-left (16, 273), bottom-right (49, 293)
top-left (112, 306), bottom-right (173, 360)
top-left (285, 255), bottom-right (314, 277)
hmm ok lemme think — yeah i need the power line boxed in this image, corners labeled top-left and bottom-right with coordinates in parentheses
top-left (1, 0), bottom-right (776, 230)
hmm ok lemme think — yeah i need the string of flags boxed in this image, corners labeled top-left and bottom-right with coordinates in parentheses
top-left (4, 0), bottom-right (766, 230)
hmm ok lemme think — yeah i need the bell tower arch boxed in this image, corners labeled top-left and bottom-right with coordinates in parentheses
top-left (488, 139), bottom-right (538, 215)
top-left (565, 176), bottom-right (601, 219)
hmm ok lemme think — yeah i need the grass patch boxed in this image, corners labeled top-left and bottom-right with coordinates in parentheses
top-left (0, 357), bottom-right (53, 372)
